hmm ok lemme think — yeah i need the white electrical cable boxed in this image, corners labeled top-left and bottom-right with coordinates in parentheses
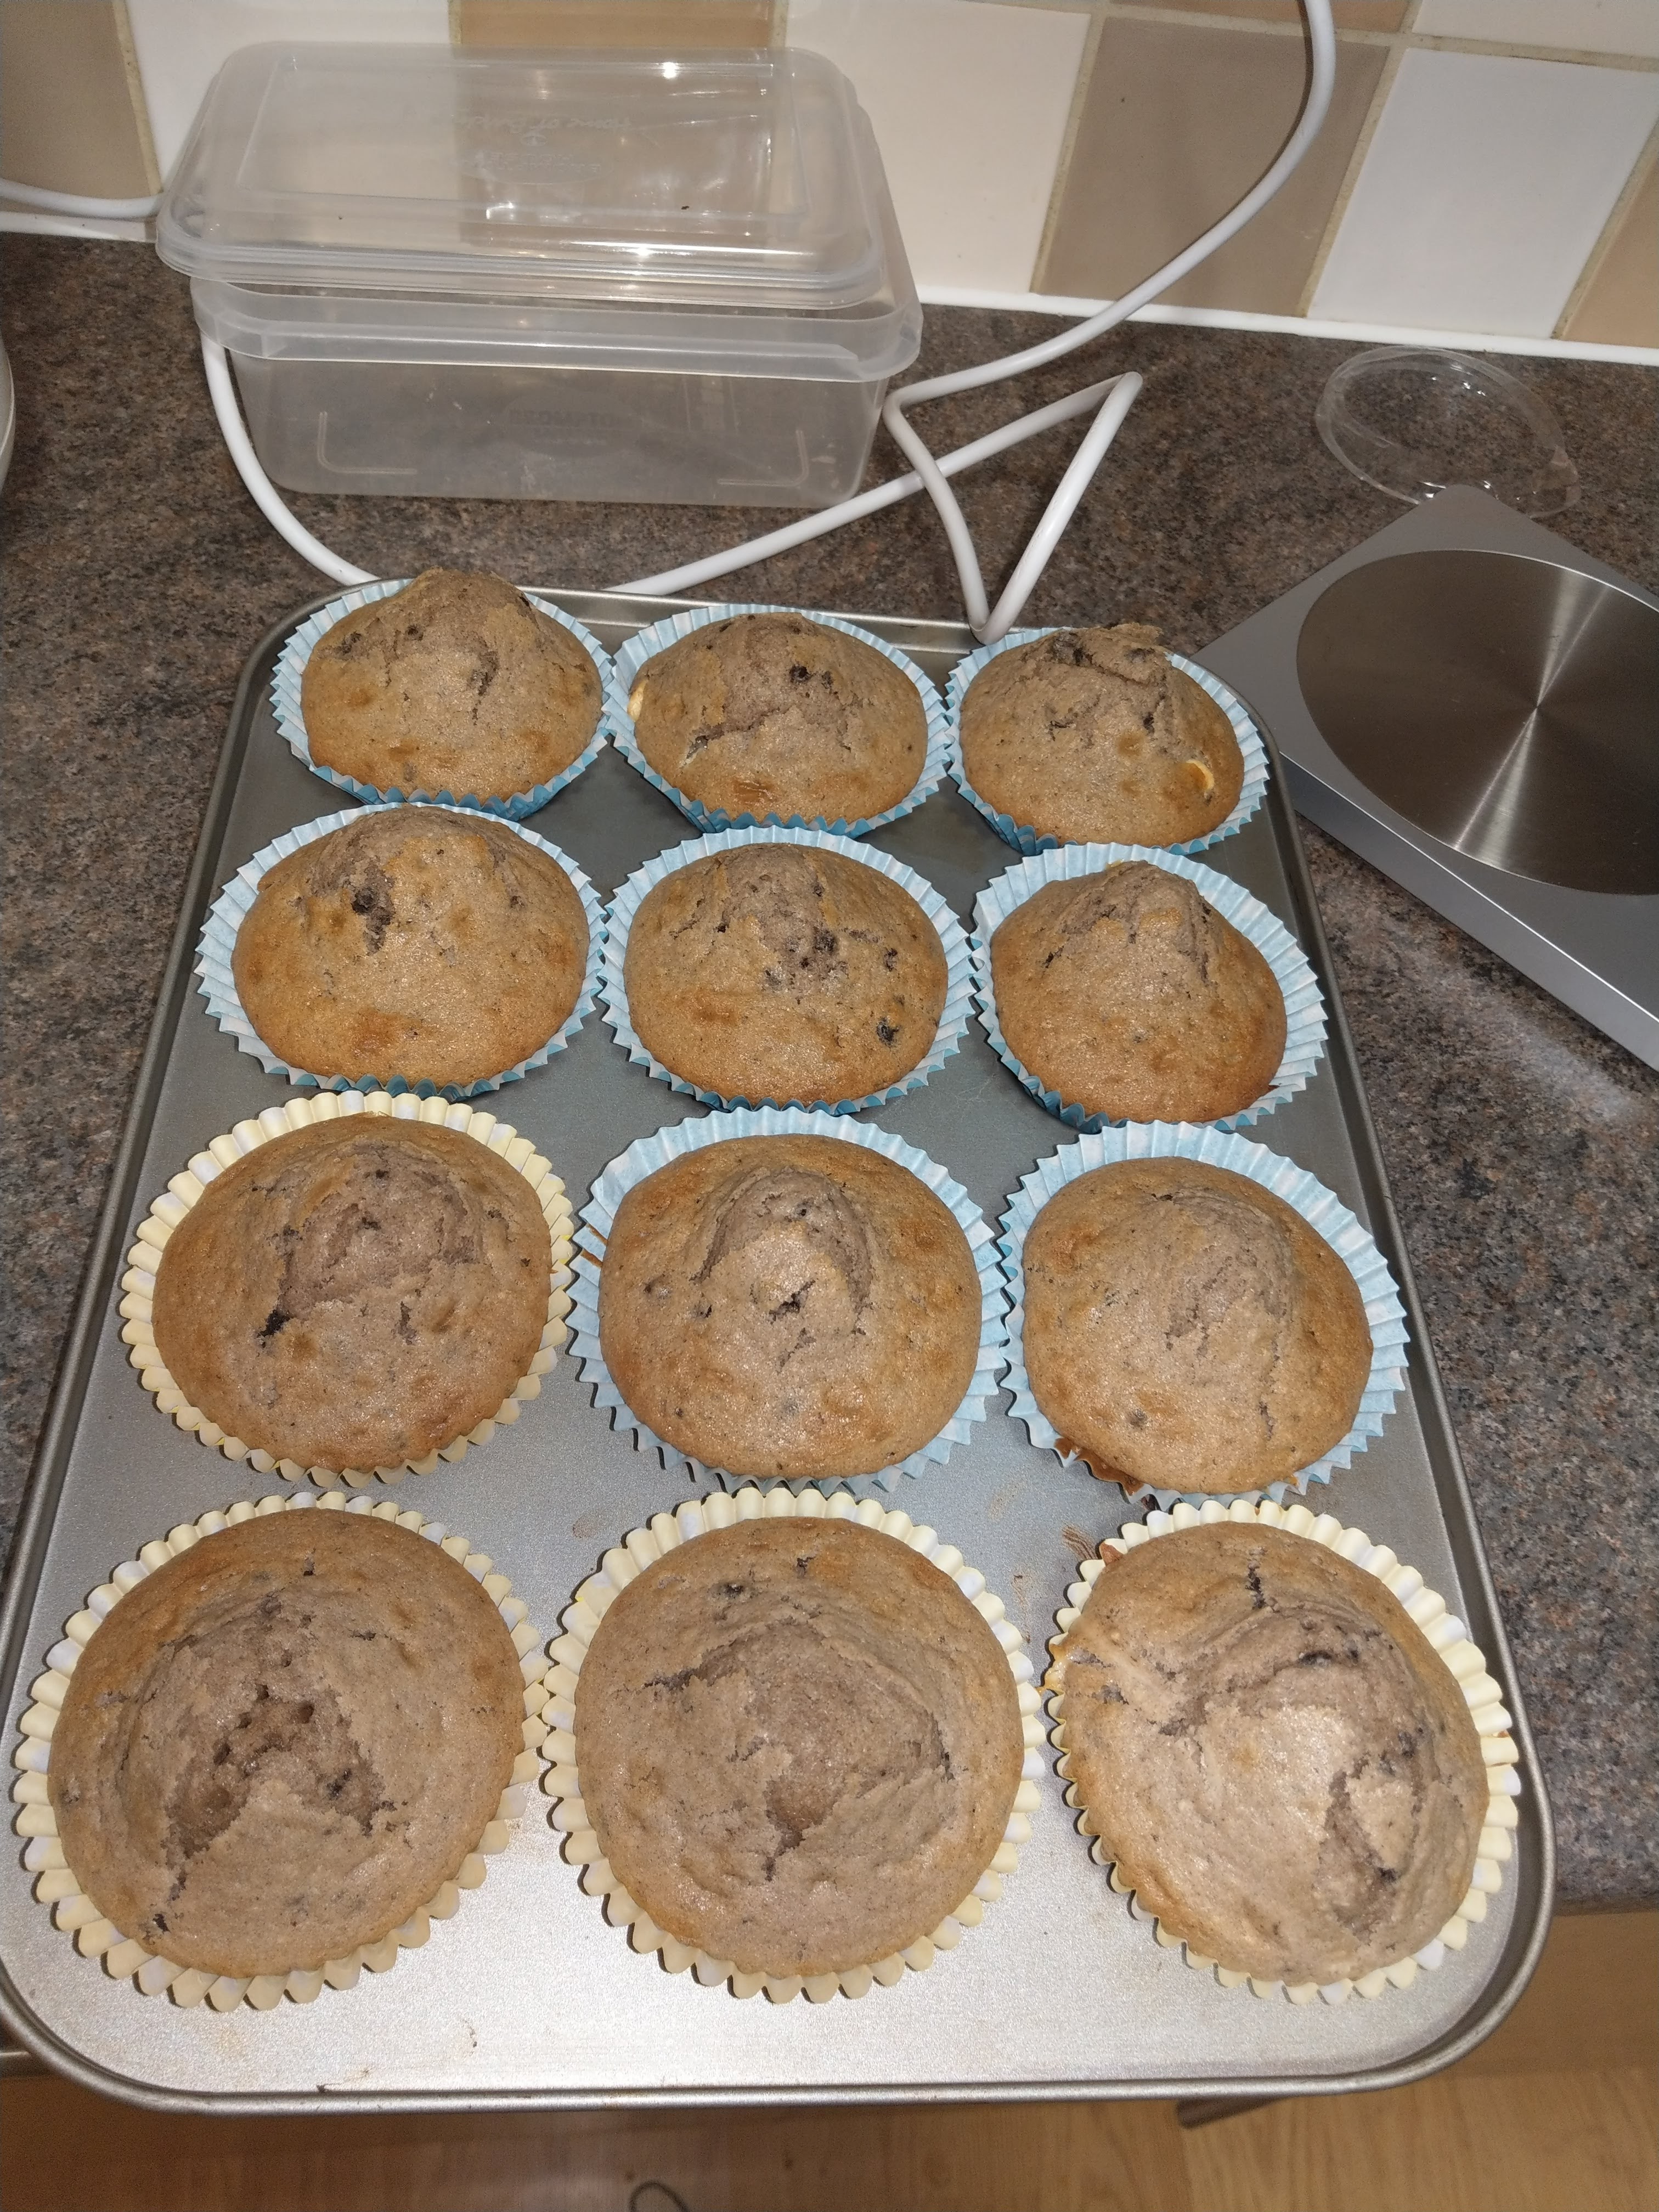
top-left (194, 0), bottom-right (1336, 637)
top-left (201, 338), bottom-right (374, 588)
top-left (606, 373), bottom-right (1140, 601)
top-left (0, 211), bottom-right (151, 240)
top-left (0, 179), bottom-right (162, 219)
top-left (856, 0), bottom-right (1337, 639)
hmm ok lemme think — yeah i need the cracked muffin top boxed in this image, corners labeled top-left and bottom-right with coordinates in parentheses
top-left (48, 1510), bottom-right (522, 1979)
top-left (300, 569), bottom-right (602, 802)
top-left (1020, 1157), bottom-right (1371, 1494)
top-left (596, 1133), bottom-right (981, 1480)
top-left (622, 840), bottom-right (949, 1105)
top-left (151, 1117), bottom-right (551, 1475)
top-left (1052, 1522), bottom-right (1487, 1985)
top-left (989, 860), bottom-right (1286, 1124)
top-left (959, 624), bottom-right (1244, 847)
top-left (574, 1515), bottom-right (1024, 1978)
top-left (232, 806), bottom-right (590, 1090)
top-left (627, 611), bottom-right (928, 825)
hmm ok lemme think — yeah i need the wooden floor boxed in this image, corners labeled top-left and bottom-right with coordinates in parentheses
top-left (3, 1911), bottom-right (1654, 2212)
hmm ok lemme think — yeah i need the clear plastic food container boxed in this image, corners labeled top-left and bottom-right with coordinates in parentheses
top-left (156, 44), bottom-right (920, 508)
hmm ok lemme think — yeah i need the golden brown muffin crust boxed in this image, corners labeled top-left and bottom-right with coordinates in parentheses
top-left (628, 611), bottom-right (927, 825)
top-left (623, 842), bottom-right (948, 1104)
top-left (49, 1511), bottom-right (522, 1978)
top-left (960, 623), bottom-right (1244, 847)
top-left (597, 1134), bottom-right (981, 1479)
top-left (1054, 1523), bottom-right (1487, 1984)
top-left (300, 569), bottom-right (602, 801)
top-left (575, 1517), bottom-right (1024, 1977)
top-left (990, 860), bottom-right (1287, 1122)
top-left (232, 807), bottom-right (589, 1088)
top-left (1022, 1158), bottom-right (1372, 1494)
top-left (151, 1119), bottom-right (551, 1472)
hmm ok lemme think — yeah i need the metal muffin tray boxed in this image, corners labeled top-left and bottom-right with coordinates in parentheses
top-left (0, 591), bottom-right (1553, 2114)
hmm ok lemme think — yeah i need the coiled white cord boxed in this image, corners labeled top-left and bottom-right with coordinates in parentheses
top-left (190, 0), bottom-right (1337, 633)
top-left (0, 179), bottom-right (162, 219)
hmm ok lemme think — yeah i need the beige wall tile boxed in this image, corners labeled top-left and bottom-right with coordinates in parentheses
top-left (792, 0), bottom-right (1088, 292)
top-left (1124, 2), bottom-right (1408, 29)
top-left (1563, 153), bottom-right (1659, 346)
top-left (1039, 18), bottom-right (1385, 312)
top-left (0, 1), bottom-right (156, 198)
top-left (452, 0), bottom-right (776, 46)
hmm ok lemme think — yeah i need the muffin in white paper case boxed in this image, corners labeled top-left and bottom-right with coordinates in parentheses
top-left (606, 602), bottom-right (950, 836)
top-left (9, 1490), bottom-right (548, 2012)
top-left (195, 802), bottom-right (606, 1100)
top-left (272, 579), bottom-right (610, 819)
top-left (972, 843), bottom-right (1327, 1133)
top-left (946, 627), bottom-right (1269, 857)
top-left (1000, 1123), bottom-right (1408, 1506)
top-left (600, 825), bottom-right (974, 1113)
top-left (542, 1484), bottom-right (1044, 2002)
top-left (1046, 1498), bottom-right (1521, 2005)
top-left (569, 1105), bottom-right (1007, 1490)
top-left (119, 1090), bottom-right (574, 1488)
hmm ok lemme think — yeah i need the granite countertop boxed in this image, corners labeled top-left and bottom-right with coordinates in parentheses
top-left (2, 239), bottom-right (1654, 1908)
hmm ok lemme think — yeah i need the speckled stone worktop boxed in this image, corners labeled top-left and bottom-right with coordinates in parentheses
top-left (2, 240), bottom-right (1655, 1907)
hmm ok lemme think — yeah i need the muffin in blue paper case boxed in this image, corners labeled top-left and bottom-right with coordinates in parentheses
top-left (569, 1106), bottom-right (1007, 1491)
top-left (972, 842), bottom-right (1326, 1134)
top-left (600, 826), bottom-right (975, 1114)
top-left (946, 627), bottom-right (1268, 859)
top-left (195, 802), bottom-right (606, 1101)
top-left (1000, 1122), bottom-right (1408, 1508)
top-left (606, 602), bottom-right (950, 836)
top-left (271, 577), bottom-right (611, 819)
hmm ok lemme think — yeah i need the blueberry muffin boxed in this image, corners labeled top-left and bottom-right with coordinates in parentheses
top-left (960, 624), bottom-right (1244, 846)
top-left (574, 1515), bottom-right (1024, 1977)
top-left (989, 860), bottom-right (1286, 1123)
top-left (301, 569), bottom-right (602, 802)
top-left (597, 1133), bottom-right (981, 1479)
top-left (151, 1117), bottom-right (552, 1472)
top-left (1020, 1156), bottom-right (1371, 1494)
top-left (623, 840), bottom-right (947, 1103)
top-left (233, 808), bottom-right (589, 1089)
top-left (48, 1510), bottom-right (522, 1978)
top-left (627, 611), bottom-right (928, 825)
top-left (1051, 1521), bottom-right (1487, 1984)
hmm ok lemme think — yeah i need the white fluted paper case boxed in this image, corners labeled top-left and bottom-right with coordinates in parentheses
top-left (606, 602), bottom-right (950, 836)
top-left (1045, 1498), bottom-right (1521, 2005)
top-left (570, 1105), bottom-right (1007, 1490)
top-left (543, 1484), bottom-right (1044, 2002)
top-left (946, 628), bottom-right (1269, 858)
top-left (271, 580), bottom-right (611, 819)
top-left (972, 843), bottom-right (1327, 1133)
top-left (600, 826), bottom-right (974, 1114)
top-left (9, 1490), bottom-right (549, 2012)
top-left (1000, 1124), bottom-right (1408, 1507)
top-left (196, 802), bottom-right (606, 1099)
top-left (120, 1090), bottom-right (575, 1488)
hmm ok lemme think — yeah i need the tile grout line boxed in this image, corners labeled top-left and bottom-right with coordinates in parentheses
top-left (1553, 110), bottom-right (1659, 339)
top-left (1030, 7), bottom-right (1107, 293)
top-left (111, 0), bottom-right (162, 195)
top-left (1296, 2), bottom-right (1417, 317)
top-left (1068, 1), bottom-right (1659, 69)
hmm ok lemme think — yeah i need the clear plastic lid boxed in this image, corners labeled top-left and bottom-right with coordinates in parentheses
top-left (1314, 348), bottom-right (1580, 518)
top-left (158, 44), bottom-right (919, 378)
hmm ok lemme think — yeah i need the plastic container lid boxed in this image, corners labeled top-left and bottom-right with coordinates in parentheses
top-left (1314, 348), bottom-right (1580, 518)
top-left (158, 43), bottom-right (920, 381)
